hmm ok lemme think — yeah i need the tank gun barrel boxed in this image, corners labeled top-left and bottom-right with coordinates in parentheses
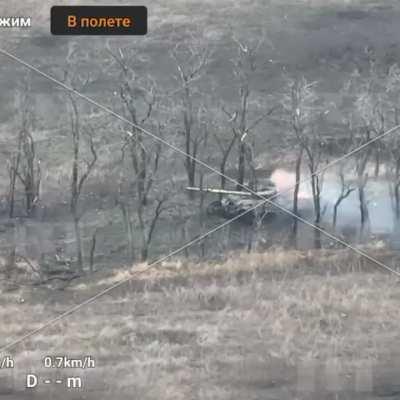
top-left (186, 186), bottom-right (277, 198)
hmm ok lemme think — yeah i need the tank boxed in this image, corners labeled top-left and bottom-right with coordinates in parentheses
top-left (187, 181), bottom-right (278, 224)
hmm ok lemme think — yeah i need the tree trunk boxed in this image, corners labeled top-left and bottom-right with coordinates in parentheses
top-left (8, 166), bottom-right (17, 218)
top-left (137, 202), bottom-right (147, 261)
top-left (89, 230), bottom-right (97, 273)
top-left (310, 167), bottom-right (322, 249)
top-left (183, 85), bottom-right (196, 198)
top-left (130, 136), bottom-right (148, 206)
top-left (139, 144), bottom-right (147, 206)
top-left (291, 147), bottom-right (303, 247)
top-left (246, 145), bottom-right (257, 191)
top-left (333, 201), bottom-right (340, 230)
top-left (188, 162), bottom-right (196, 188)
top-left (358, 172), bottom-right (370, 242)
top-left (141, 246), bottom-right (148, 262)
top-left (218, 136), bottom-right (237, 200)
top-left (236, 142), bottom-right (246, 190)
top-left (374, 145), bottom-right (380, 178)
top-left (120, 203), bottom-right (135, 261)
top-left (26, 186), bottom-right (35, 216)
top-left (185, 154), bottom-right (196, 200)
top-left (199, 174), bottom-right (207, 258)
top-left (313, 193), bottom-right (322, 249)
top-left (359, 185), bottom-right (369, 228)
top-left (394, 160), bottom-right (400, 220)
top-left (395, 183), bottom-right (400, 220)
top-left (181, 223), bottom-right (189, 258)
top-left (219, 163), bottom-right (226, 202)
top-left (73, 215), bottom-right (83, 273)
top-left (333, 188), bottom-right (354, 231)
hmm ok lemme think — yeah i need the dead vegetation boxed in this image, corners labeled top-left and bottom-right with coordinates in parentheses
top-left (1, 248), bottom-right (399, 398)
top-left (1, 1), bottom-right (400, 398)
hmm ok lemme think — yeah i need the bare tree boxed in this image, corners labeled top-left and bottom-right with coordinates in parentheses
top-left (246, 206), bottom-right (270, 253)
top-left (383, 64), bottom-right (400, 220)
top-left (16, 127), bottom-right (41, 217)
top-left (6, 151), bottom-right (21, 218)
top-left (106, 43), bottom-right (158, 206)
top-left (355, 148), bottom-right (371, 233)
top-left (387, 136), bottom-right (400, 220)
top-left (137, 193), bottom-right (169, 261)
top-left (170, 37), bottom-right (211, 192)
top-left (282, 76), bottom-right (323, 247)
top-left (67, 94), bottom-right (98, 272)
top-left (118, 121), bottom-right (172, 262)
top-left (304, 128), bottom-right (327, 248)
top-left (89, 227), bottom-right (99, 274)
top-left (224, 36), bottom-right (277, 191)
top-left (360, 60), bottom-right (399, 178)
top-left (332, 163), bottom-right (355, 230)
top-left (291, 146), bottom-right (303, 245)
top-left (104, 43), bottom-right (178, 262)
top-left (212, 125), bottom-right (237, 197)
top-left (344, 60), bottom-right (400, 234)
top-left (345, 65), bottom-right (390, 234)
top-left (115, 170), bottom-right (135, 262)
top-left (8, 76), bottom-right (41, 217)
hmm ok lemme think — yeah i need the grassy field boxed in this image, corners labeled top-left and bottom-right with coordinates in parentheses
top-left (1, 1), bottom-right (400, 398)
top-left (1, 248), bottom-right (400, 399)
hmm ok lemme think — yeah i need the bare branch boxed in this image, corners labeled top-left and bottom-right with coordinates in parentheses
top-left (77, 125), bottom-right (98, 196)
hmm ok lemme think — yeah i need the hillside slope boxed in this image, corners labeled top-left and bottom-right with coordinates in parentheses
top-left (1, 248), bottom-right (400, 399)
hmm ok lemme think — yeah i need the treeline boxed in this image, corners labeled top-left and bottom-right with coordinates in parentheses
top-left (2, 33), bottom-right (400, 275)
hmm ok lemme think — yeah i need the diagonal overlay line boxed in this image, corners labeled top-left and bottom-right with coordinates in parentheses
top-left (0, 48), bottom-right (399, 353)
top-left (1, 47), bottom-right (399, 214)
top-left (0, 209), bottom-right (252, 353)
top-left (2, 47), bottom-right (399, 206)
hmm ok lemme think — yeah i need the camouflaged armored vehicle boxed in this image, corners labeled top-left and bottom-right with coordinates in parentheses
top-left (186, 180), bottom-right (278, 224)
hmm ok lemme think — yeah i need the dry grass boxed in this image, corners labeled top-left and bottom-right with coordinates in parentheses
top-left (83, 245), bottom-right (399, 287)
top-left (0, 248), bottom-right (399, 398)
